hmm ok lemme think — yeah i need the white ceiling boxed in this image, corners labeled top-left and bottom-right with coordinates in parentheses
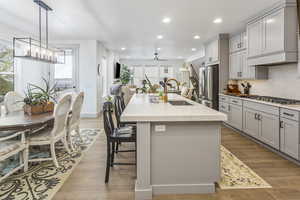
top-left (0, 0), bottom-right (277, 59)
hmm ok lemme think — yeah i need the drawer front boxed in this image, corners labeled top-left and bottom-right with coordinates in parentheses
top-left (219, 95), bottom-right (229, 103)
top-left (230, 97), bottom-right (243, 106)
top-left (243, 100), bottom-right (279, 116)
top-left (280, 108), bottom-right (299, 121)
top-left (219, 102), bottom-right (229, 113)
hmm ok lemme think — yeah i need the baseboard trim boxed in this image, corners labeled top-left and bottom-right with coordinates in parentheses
top-left (152, 183), bottom-right (215, 195)
top-left (223, 123), bottom-right (300, 166)
top-left (135, 182), bottom-right (152, 200)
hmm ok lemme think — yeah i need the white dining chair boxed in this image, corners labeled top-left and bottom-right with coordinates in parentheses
top-left (0, 131), bottom-right (28, 182)
top-left (27, 95), bottom-right (72, 168)
top-left (67, 92), bottom-right (84, 151)
top-left (4, 91), bottom-right (24, 113)
top-left (1, 92), bottom-right (24, 138)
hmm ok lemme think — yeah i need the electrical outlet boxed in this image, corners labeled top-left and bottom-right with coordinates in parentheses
top-left (155, 125), bottom-right (166, 132)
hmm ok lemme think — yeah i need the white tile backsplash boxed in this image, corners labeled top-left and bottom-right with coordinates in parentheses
top-left (238, 63), bottom-right (300, 100)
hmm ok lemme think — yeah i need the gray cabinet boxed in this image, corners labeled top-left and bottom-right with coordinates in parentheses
top-left (229, 50), bottom-right (268, 80)
top-left (280, 109), bottom-right (300, 160)
top-left (247, 1), bottom-right (298, 65)
top-left (243, 107), bottom-right (260, 139)
top-left (205, 39), bottom-right (219, 65)
top-left (229, 32), bottom-right (247, 53)
top-left (260, 112), bottom-right (280, 150)
top-left (228, 104), bottom-right (243, 130)
top-left (242, 101), bottom-right (280, 149)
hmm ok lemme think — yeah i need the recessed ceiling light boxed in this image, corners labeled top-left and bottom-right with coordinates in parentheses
top-left (213, 18), bottom-right (223, 24)
top-left (157, 35), bottom-right (164, 39)
top-left (121, 47), bottom-right (126, 51)
top-left (162, 17), bottom-right (171, 24)
top-left (191, 48), bottom-right (197, 52)
top-left (157, 48), bottom-right (161, 51)
top-left (194, 35), bottom-right (200, 40)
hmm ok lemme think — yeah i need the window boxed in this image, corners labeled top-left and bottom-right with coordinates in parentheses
top-left (0, 42), bottom-right (14, 103)
top-left (54, 49), bottom-right (77, 90)
top-left (131, 64), bottom-right (174, 87)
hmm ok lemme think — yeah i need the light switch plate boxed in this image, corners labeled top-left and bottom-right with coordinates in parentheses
top-left (155, 125), bottom-right (166, 132)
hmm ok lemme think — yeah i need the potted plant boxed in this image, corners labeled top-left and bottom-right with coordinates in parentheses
top-left (23, 78), bottom-right (57, 115)
top-left (120, 64), bottom-right (132, 85)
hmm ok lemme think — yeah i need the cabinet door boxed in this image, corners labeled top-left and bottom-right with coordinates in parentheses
top-left (240, 31), bottom-right (247, 50)
top-left (229, 52), bottom-right (241, 80)
top-left (211, 39), bottom-right (219, 63)
top-left (263, 9), bottom-right (284, 54)
top-left (205, 43), bottom-right (213, 63)
top-left (247, 20), bottom-right (263, 58)
top-left (259, 112), bottom-right (280, 150)
top-left (228, 104), bottom-right (243, 130)
top-left (243, 108), bottom-right (260, 138)
top-left (240, 51), bottom-right (249, 79)
top-left (230, 34), bottom-right (241, 53)
top-left (280, 118), bottom-right (299, 159)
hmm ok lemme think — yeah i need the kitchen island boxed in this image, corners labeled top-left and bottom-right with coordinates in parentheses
top-left (121, 94), bottom-right (227, 200)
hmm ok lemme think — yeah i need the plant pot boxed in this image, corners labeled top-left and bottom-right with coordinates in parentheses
top-left (24, 104), bottom-right (44, 116)
top-left (43, 102), bottom-right (54, 113)
top-left (23, 101), bottom-right (54, 115)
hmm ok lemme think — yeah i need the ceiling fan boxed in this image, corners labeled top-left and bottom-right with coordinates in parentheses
top-left (153, 52), bottom-right (168, 61)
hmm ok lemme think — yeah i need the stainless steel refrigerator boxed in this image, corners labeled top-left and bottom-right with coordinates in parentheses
top-left (199, 64), bottom-right (219, 110)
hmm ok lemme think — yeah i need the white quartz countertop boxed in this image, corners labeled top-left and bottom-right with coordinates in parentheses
top-left (121, 94), bottom-right (227, 122)
top-left (220, 93), bottom-right (300, 112)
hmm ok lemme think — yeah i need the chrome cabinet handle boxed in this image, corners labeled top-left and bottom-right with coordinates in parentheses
top-left (255, 113), bottom-right (258, 120)
top-left (280, 121), bottom-right (284, 129)
top-left (258, 114), bottom-right (262, 121)
top-left (283, 112), bottom-right (294, 117)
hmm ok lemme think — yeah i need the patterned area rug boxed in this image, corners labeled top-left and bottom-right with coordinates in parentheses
top-left (0, 129), bottom-right (102, 200)
top-left (219, 145), bottom-right (272, 189)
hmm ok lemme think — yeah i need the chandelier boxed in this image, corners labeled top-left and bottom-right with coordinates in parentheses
top-left (13, 0), bottom-right (65, 64)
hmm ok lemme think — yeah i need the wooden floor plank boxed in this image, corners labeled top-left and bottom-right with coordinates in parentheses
top-left (53, 119), bottom-right (300, 200)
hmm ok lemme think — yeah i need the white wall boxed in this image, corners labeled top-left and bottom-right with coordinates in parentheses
top-left (238, 64), bottom-right (300, 100)
top-left (52, 40), bottom-right (118, 117)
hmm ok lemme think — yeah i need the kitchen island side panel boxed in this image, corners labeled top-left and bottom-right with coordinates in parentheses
top-left (150, 121), bottom-right (221, 194)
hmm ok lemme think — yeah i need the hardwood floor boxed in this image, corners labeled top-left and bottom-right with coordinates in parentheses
top-left (53, 118), bottom-right (300, 200)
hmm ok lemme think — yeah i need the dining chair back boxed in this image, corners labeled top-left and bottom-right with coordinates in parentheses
top-left (67, 92), bottom-right (84, 151)
top-left (69, 92), bottom-right (84, 126)
top-left (51, 94), bottom-right (72, 138)
top-left (114, 96), bottom-right (123, 128)
top-left (103, 102), bottom-right (115, 138)
top-left (4, 91), bottom-right (24, 113)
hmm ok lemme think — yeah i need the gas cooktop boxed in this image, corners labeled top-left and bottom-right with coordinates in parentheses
top-left (241, 95), bottom-right (300, 105)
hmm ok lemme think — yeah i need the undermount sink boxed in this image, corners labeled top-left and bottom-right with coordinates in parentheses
top-left (168, 100), bottom-right (193, 106)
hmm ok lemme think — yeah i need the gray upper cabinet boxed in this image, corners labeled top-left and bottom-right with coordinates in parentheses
top-left (229, 50), bottom-right (268, 80)
top-left (205, 39), bottom-right (219, 66)
top-left (229, 32), bottom-right (247, 53)
top-left (247, 0), bottom-right (298, 65)
top-left (247, 20), bottom-right (262, 59)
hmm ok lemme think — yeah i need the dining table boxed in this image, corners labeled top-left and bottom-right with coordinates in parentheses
top-left (0, 111), bottom-right (54, 133)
